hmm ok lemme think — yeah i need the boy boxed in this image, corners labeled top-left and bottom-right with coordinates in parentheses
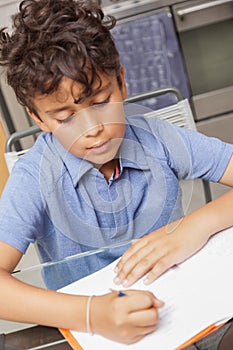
top-left (0, 0), bottom-right (232, 347)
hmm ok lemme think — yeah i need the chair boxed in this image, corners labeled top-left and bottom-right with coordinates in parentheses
top-left (124, 86), bottom-right (212, 203)
top-left (4, 87), bottom-right (211, 202)
top-left (4, 124), bottom-right (41, 173)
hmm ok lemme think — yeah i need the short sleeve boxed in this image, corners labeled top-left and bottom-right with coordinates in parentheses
top-left (0, 160), bottom-right (46, 253)
top-left (150, 118), bottom-right (233, 182)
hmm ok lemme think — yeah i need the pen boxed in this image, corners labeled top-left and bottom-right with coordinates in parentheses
top-left (110, 289), bottom-right (126, 297)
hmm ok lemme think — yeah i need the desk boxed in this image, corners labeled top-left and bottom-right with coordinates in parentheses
top-left (1, 326), bottom-right (72, 350)
top-left (0, 241), bottom-right (131, 350)
top-left (1, 237), bottom-right (232, 350)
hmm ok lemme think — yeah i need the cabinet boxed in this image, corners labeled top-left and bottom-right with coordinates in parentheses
top-left (197, 112), bottom-right (233, 145)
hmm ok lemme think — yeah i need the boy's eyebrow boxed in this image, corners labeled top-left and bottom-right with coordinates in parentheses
top-left (45, 106), bottom-right (73, 115)
top-left (45, 82), bottom-right (112, 115)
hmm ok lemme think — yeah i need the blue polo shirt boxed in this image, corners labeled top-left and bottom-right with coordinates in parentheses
top-left (0, 115), bottom-right (232, 288)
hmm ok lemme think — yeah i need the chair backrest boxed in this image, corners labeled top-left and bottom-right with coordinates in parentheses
top-left (4, 87), bottom-right (211, 202)
top-left (125, 86), bottom-right (196, 130)
top-left (4, 125), bottom-right (41, 173)
top-left (124, 86), bottom-right (212, 203)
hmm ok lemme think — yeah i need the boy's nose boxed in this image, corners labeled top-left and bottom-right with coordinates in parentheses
top-left (83, 122), bottom-right (104, 137)
top-left (80, 107), bottom-right (105, 136)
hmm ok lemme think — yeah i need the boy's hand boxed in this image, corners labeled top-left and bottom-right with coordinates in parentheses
top-left (91, 290), bottom-right (164, 344)
top-left (114, 219), bottom-right (209, 287)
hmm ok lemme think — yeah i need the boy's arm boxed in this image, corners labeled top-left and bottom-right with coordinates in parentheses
top-left (0, 241), bottom-right (163, 344)
top-left (114, 156), bottom-right (233, 287)
top-left (0, 241), bottom-right (88, 331)
top-left (218, 154), bottom-right (233, 186)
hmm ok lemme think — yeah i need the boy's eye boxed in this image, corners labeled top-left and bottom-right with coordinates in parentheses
top-left (56, 96), bottom-right (111, 124)
top-left (57, 113), bottom-right (75, 124)
top-left (93, 96), bottom-right (110, 108)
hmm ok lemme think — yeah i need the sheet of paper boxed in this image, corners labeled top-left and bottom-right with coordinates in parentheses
top-left (59, 227), bottom-right (233, 350)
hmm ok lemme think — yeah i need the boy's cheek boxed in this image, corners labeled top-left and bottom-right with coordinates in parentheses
top-left (53, 102), bottom-right (125, 151)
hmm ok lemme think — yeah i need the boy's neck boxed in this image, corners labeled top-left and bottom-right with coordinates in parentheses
top-left (99, 159), bottom-right (119, 181)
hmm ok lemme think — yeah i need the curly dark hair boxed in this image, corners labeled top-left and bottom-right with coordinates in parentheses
top-left (0, 0), bottom-right (121, 108)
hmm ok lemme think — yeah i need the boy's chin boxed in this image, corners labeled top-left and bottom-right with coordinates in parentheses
top-left (86, 153), bottom-right (118, 167)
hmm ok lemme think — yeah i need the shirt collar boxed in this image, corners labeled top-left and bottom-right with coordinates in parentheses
top-left (51, 134), bottom-right (93, 186)
top-left (119, 123), bottom-right (152, 170)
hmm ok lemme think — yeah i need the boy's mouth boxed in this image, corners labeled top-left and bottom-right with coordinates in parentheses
top-left (87, 139), bottom-right (111, 154)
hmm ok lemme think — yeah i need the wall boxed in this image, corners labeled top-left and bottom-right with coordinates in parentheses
top-left (0, 0), bottom-right (21, 28)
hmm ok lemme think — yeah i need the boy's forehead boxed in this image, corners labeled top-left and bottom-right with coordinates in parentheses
top-left (34, 75), bottom-right (113, 108)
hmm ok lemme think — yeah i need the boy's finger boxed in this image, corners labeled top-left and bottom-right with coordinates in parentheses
top-left (121, 290), bottom-right (164, 312)
top-left (153, 297), bottom-right (165, 308)
top-left (115, 238), bottom-right (148, 272)
top-left (114, 247), bottom-right (156, 285)
top-left (128, 324), bottom-right (158, 343)
top-left (129, 308), bottom-right (159, 327)
top-left (116, 246), bottom-right (166, 287)
top-left (143, 257), bottom-right (171, 285)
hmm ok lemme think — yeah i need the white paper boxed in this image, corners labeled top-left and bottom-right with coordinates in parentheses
top-left (59, 227), bottom-right (233, 350)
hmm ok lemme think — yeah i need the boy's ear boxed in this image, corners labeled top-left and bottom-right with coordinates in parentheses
top-left (26, 107), bottom-right (51, 133)
top-left (119, 65), bottom-right (128, 100)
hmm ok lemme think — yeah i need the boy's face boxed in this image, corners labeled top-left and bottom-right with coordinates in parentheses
top-left (28, 68), bottom-right (127, 166)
